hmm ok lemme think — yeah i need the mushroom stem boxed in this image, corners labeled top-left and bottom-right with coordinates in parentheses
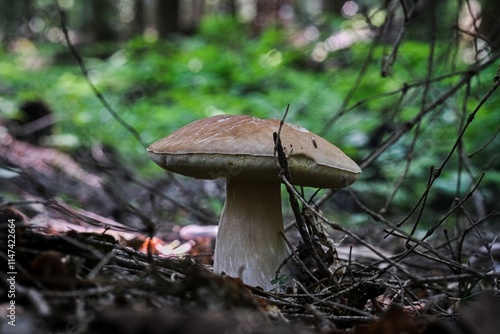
top-left (213, 179), bottom-right (290, 289)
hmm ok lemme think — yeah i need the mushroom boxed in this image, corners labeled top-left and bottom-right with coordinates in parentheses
top-left (147, 114), bottom-right (361, 290)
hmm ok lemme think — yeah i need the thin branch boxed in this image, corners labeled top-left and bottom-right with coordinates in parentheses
top-left (57, 4), bottom-right (148, 148)
top-left (382, 74), bottom-right (500, 235)
top-left (273, 105), bottom-right (332, 282)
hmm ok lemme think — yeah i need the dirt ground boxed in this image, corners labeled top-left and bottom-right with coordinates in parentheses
top-left (1, 126), bottom-right (499, 334)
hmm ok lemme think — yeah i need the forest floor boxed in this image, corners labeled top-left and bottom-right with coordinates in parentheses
top-left (1, 122), bottom-right (499, 334)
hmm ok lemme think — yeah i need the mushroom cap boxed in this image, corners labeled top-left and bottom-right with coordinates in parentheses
top-left (147, 114), bottom-right (361, 189)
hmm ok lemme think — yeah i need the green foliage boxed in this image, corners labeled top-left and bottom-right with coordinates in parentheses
top-left (0, 14), bottom-right (498, 223)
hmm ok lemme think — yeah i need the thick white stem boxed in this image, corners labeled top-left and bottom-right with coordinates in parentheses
top-left (213, 179), bottom-right (289, 290)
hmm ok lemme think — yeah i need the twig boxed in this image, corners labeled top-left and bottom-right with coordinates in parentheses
top-left (56, 3), bottom-right (148, 148)
top-left (285, 312), bottom-right (373, 323)
top-left (348, 189), bottom-right (488, 278)
top-left (420, 173), bottom-right (485, 242)
top-left (296, 281), bottom-right (376, 319)
top-left (385, 75), bottom-right (500, 235)
top-left (273, 105), bottom-right (332, 282)
top-left (277, 232), bottom-right (320, 284)
top-left (397, 272), bottom-right (500, 285)
top-left (361, 54), bottom-right (500, 170)
top-left (468, 124), bottom-right (500, 158)
top-left (281, 177), bottom-right (414, 279)
top-left (380, 1), bottom-right (413, 77)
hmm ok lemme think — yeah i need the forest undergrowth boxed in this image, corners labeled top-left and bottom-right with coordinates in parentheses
top-left (1, 1), bottom-right (500, 333)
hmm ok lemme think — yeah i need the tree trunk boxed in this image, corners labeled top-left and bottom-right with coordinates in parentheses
top-left (133, 0), bottom-right (145, 36)
top-left (323, 0), bottom-right (347, 15)
top-left (89, 0), bottom-right (117, 42)
top-left (480, 0), bottom-right (500, 51)
top-left (0, 0), bottom-right (32, 43)
top-left (157, 0), bottom-right (180, 38)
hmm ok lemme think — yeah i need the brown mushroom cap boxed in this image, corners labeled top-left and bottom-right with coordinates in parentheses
top-left (147, 114), bottom-right (361, 189)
